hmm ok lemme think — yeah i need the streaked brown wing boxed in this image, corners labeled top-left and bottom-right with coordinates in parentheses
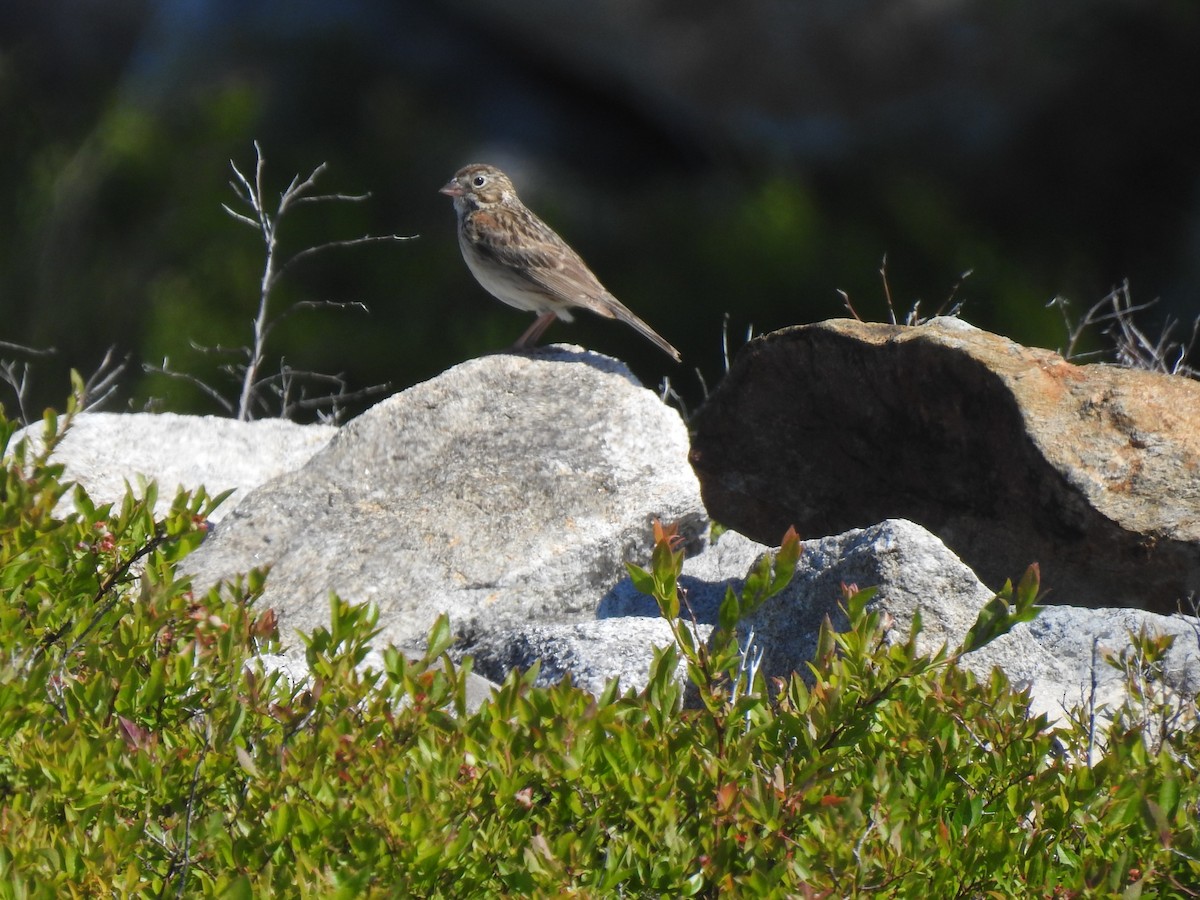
top-left (463, 206), bottom-right (617, 318)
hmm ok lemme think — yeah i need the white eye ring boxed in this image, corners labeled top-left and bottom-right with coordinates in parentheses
top-left (472, 175), bottom-right (486, 187)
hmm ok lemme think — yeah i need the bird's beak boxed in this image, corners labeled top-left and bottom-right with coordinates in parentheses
top-left (439, 180), bottom-right (464, 197)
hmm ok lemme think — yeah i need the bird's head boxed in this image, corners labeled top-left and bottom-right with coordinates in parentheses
top-left (439, 164), bottom-right (515, 210)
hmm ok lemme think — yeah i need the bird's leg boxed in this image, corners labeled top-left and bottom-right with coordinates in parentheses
top-left (512, 311), bottom-right (558, 350)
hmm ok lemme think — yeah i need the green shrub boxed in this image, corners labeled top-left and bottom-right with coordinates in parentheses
top-left (1, 391), bottom-right (1198, 897)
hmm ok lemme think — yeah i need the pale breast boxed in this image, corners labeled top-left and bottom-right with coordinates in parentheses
top-left (458, 232), bottom-right (575, 320)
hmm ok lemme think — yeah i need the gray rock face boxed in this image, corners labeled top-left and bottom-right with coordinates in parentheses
top-left (597, 528), bottom-right (769, 623)
top-left (467, 530), bottom-right (768, 696)
top-left (689, 317), bottom-right (1200, 613)
top-left (463, 530), bottom-right (764, 697)
top-left (975, 605), bottom-right (1200, 727)
top-left (686, 519), bottom-right (1199, 726)
top-left (16, 411), bottom-right (336, 522)
top-left (182, 348), bottom-right (707, 651)
top-left (463, 618), bottom-right (709, 697)
top-left (739, 520), bottom-right (1200, 724)
top-left (735, 518), bottom-right (996, 680)
top-left (481, 518), bottom-right (1200, 727)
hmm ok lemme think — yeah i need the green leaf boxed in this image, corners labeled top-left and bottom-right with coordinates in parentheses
top-left (718, 587), bottom-right (742, 634)
top-left (625, 563), bottom-right (657, 598)
top-left (425, 613), bottom-right (453, 660)
top-left (845, 585), bottom-right (877, 623)
top-left (219, 874), bottom-right (254, 900)
top-left (235, 745), bottom-right (259, 778)
top-left (769, 526), bottom-right (802, 595)
top-left (1141, 796), bottom-right (1171, 847)
top-left (959, 565), bottom-right (1042, 655)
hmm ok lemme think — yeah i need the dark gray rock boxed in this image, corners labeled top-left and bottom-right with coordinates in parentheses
top-left (689, 317), bottom-right (1200, 613)
top-left (23, 379), bottom-right (1198, 729)
top-left (974, 605), bottom-right (1200, 728)
top-left (735, 518), bottom-right (995, 678)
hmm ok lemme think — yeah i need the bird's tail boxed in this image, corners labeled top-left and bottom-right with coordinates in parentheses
top-left (601, 294), bottom-right (682, 362)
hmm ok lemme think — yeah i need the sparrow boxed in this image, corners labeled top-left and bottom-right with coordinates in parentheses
top-left (440, 164), bottom-right (681, 362)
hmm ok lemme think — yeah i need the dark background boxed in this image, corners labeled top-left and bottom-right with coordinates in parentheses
top-left (3, 0), bottom-right (1198, 420)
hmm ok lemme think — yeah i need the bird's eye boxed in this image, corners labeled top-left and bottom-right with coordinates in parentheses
top-left (472, 175), bottom-right (486, 187)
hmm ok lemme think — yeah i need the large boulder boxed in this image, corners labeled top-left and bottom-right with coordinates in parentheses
top-left (182, 348), bottom-right (707, 651)
top-left (689, 317), bottom-right (1200, 613)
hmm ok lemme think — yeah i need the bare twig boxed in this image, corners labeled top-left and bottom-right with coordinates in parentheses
top-left (838, 288), bottom-right (863, 322)
top-left (148, 142), bottom-right (417, 420)
top-left (0, 340), bottom-right (55, 424)
top-left (1051, 281), bottom-right (1199, 378)
top-left (658, 377), bottom-right (689, 421)
top-left (294, 190), bottom-right (372, 205)
top-left (256, 363), bottom-right (391, 425)
top-left (257, 299), bottom-right (369, 349)
top-left (880, 254), bottom-right (898, 325)
top-left (221, 141), bottom-right (416, 421)
top-left (719, 312), bottom-right (755, 374)
top-left (168, 717), bottom-right (212, 898)
top-left (142, 358), bottom-right (237, 416)
top-left (838, 261), bottom-right (968, 328)
top-left (81, 347), bottom-right (131, 412)
top-left (275, 235), bottom-right (414, 285)
top-left (937, 268), bottom-right (972, 320)
top-left (0, 359), bottom-right (36, 424)
top-left (1087, 636), bottom-right (1101, 766)
top-left (0, 339), bottom-right (55, 357)
top-left (2, 341), bottom-right (128, 423)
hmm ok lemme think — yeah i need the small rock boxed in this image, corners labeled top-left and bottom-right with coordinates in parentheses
top-left (463, 618), bottom-right (708, 697)
top-left (15, 411), bottom-right (335, 522)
